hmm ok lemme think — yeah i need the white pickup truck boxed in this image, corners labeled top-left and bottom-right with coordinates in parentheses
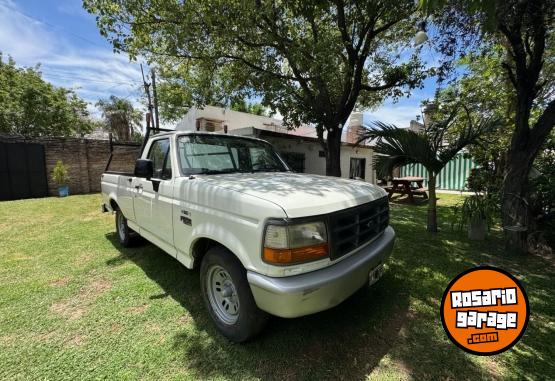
top-left (101, 131), bottom-right (395, 342)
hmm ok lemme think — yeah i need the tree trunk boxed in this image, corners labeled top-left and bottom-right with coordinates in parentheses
top-left (325, 128), bottom-right (342, 177)
top-left (427, 171), bottom-right (438, 233)
top-left (502, 151), bottom-right (533, 255)
top-left (501, 100), bottom-right (554, 255)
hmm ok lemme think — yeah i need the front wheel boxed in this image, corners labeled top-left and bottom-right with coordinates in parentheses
top-left (115, 209), bottom-right (135, 247)
top-left (200, 246), bottom-right (268, 342)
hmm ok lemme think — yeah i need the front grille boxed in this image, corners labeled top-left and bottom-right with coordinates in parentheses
top-left (328, 196), bottom-right (389, 260)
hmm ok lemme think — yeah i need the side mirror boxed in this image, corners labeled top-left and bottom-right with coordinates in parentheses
top-left (134, 159), bottom-right (153, 180)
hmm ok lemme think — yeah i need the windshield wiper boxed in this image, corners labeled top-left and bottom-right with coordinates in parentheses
top-left (190, 168), bottom-right (240, 175)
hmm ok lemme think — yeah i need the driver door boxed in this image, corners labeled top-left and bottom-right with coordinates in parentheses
top-left (134, 137), bottom-right (175, 252)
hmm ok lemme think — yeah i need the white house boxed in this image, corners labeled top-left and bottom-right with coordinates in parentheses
top-left (175, 106), bottom-right (376, 183)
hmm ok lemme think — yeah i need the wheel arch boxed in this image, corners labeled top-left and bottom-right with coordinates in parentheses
top-left (191, 237), bottom-right (245, 270)
top-left (109, 198), bottom-right (120, 211)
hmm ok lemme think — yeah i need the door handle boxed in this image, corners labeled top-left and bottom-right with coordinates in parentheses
top-left (135, 184), bottom-right (143, 190)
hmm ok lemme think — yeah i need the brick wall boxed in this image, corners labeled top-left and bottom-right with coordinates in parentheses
top-left (0, 135), bottom-right (141, 196)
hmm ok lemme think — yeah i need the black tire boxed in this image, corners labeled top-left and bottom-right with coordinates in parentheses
top-left (200, 246), bottom-right (268, 342)
top-left (115, 209), bottom-right (135, 247)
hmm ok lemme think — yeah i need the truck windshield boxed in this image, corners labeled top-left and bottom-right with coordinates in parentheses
top-left (177, 135), bottom-right (290, 175)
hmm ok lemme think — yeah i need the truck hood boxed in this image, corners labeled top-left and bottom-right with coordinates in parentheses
top-left (197, 172), bottom-right (387, 218)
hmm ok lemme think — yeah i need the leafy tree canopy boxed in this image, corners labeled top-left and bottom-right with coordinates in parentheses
top-left (84, 0), bottom-right (430, 175)
top-left (0, 54), bottom-right (96, 137)
top-left (431, 46), bottom-right (514, 169)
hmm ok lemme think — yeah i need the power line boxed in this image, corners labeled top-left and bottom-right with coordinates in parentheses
top-left (44, 66), bottom-right (139, 78)
top-left (41, 72), bottom-right (140, 86)
top-left (42, 74), bottom-right (138, 86)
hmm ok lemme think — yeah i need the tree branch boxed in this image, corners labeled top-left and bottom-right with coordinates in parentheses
top-left (528, 98), bottom-right (555, 152)
top-left (334, 0), bottom-right (356, 62)
top-left (360, 78), bottom-right (408, 92)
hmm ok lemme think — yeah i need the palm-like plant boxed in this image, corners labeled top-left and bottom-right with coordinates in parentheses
top-left (359, 108), bottom-right (500, 232)
top-left (96, 95), bottom-right (142, 141)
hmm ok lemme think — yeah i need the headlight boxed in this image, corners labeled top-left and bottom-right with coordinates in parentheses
top-left (263, 221), bottom-right (328, 265)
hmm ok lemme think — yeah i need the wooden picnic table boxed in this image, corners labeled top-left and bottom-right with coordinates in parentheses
top-left (384, 176), bottom-right (428, 203)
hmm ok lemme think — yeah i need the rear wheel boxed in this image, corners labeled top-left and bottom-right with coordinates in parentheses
top-left (200, 246), bottom-right (268, 342)
top-left (115, 209), bottom-right (134, 247)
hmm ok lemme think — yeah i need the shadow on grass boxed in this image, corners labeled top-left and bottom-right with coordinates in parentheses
top-left (103, 227), bottom-right (495, 380)
top-left (388, 194), bottom-right (430, 206)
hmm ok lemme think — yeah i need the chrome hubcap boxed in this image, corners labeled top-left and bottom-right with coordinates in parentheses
top-left (206, 265), bottom-right (239, 325)
top-left (117, 213), bottom-right (125, 241)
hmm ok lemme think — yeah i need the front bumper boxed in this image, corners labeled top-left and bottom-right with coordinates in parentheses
top-left (247, 226), bottom-right (395, 318)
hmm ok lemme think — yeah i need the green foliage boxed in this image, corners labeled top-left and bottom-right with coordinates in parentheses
top-left (51, 160), bottom-right (69, 186)
top-left (530, 132), bottom-right (555, 217)
top-left (434, 47), bottom-right (513, 164)
top-left (451, 195), bottom-right (498, 231)
top-left (0, 54), bottom-right (95, 137)
top-left (230, 99), bottom-right (273, 117)
top-left (419, 0), bottom-right (498, 30)
top-left (96, 95), bottom-right (142, 141)
top-left (466, 167), bottom-right (502, 197)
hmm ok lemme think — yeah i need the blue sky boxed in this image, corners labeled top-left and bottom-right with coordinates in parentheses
top-left (1, 0), bottom-right (437, 128)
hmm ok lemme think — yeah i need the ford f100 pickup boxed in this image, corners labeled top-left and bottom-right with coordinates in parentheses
top-left (101, 131), bottom-right (395, 342)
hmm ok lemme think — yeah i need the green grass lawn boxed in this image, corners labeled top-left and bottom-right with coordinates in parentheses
top-left (0, 194), bottom-right (553, 380)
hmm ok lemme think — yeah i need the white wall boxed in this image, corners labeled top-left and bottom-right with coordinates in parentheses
top-left (264, 136), bottom-right (327, 176)
top-left (176, 106), bottom-right (284, 132)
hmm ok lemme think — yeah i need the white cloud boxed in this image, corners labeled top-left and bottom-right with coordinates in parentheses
top-left (0, 1), bottom-right (57, 61)
top-left (0, 0), bottom-right (147, 120)
top-left (363, 104), bottom-right (422, 128)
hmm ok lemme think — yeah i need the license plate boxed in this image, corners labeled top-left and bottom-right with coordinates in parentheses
top-left (368, 264), bottom-right (385, 286)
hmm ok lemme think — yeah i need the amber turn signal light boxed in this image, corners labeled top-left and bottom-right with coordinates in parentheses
top-left (263, 244), bottom-right (329, 265)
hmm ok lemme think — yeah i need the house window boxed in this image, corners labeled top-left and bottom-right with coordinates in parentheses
top-left (280, 152), bottom-right (305, 173)
top-left (349, 158), bottom-right (366, 180)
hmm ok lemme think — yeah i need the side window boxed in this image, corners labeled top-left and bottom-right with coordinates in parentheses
top-left (147, 138), bottom-right (172, 180)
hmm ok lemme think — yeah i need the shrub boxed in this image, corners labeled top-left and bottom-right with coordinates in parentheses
top-left (51, 161), bottom-right (69, 186)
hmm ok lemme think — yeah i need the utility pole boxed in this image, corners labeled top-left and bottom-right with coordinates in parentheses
top-left (140, 64), bottom-right (154, 131)
top-left (140, 64), bottom-right (154, 154)
top-left (151, 69), bottom-right (160, 130)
